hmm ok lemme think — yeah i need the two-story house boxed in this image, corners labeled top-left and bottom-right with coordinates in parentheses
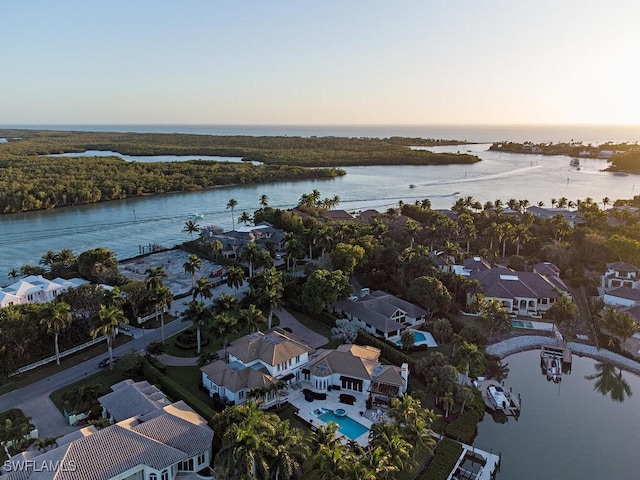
top-left (601, 261), bottom-right (640, 289)
top-left (200, 328), bottom-right (314, 407)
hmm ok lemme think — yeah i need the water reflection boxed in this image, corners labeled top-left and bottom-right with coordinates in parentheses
top-left (584, 361), bottom-right (632, 402)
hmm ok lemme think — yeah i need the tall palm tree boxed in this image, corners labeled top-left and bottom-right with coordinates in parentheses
top-left (209, 239), bottom-right (224, 260)
top-left (39, 301), bottom-right (73, 366)
top-left (225, 265), bottom-right (245, 293)
top-left (242, 241), bottom-right (262, 278)
top-left (183, 300), bottom-right (208, 354)
top-left (150, 284), bottom-right (173, 343)
top-left (250, 267), bottom-right (284, 329)
top-left (213, 312), bottom-right (239, 361)
top-left (39, 250), bottom-right (58, 269)
top-left (239, 304), bottom-right (267, 333)
top-left (369, 422), bottom-right (414, 473)
top-left (144, 266), bottom-right (167, 291)
top-left (214, 292), bottom-right (238, 313)
top-left (90, 305), bottom-right (128, 370)
top-left (388, 394), bottom-right (421, 427)
top-left (182, 219), bottom-right (200, 240)
top-left (259, 194), bottom-right (269, 208)
top-left (310, 421), bottom-right (344, 450)
top-left (226, 198), bottom-right (238, 230)
top-left (192, 276), bottom-right (214, 302)
top-left (441, 390), bottom-right (455, 417)
top-left (217, 421), bottom-right (276, 479)
top-left (183, 254), bottom-right (202, 289)
top-left (272, 420), bottom-right (309, 480)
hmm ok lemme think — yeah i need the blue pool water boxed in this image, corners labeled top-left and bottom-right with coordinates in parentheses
top-left (317, 409), bottom-right (368, 439)
top-left (511, 320), bottom-right (534, 329)
top-left (394, 329), bottom-right (438, 347)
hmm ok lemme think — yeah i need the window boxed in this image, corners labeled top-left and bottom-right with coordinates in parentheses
top-left (295, 355), bottom-right (300, 363)
top-left (239, 390), bottom-right (244, 398)
top-left (288, 359), bottom-right (292, 367)
top-left (149, 474), bottom-right (158, 480)
top-left (277, 364), bottom-right (281, 372)
top-left (161, 471), bottom-right (169, 480)
top-left (198, 453), bottom-right (206, 465)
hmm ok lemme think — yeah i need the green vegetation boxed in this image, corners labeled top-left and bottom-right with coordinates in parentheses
top-left (421, 437), bottom-right (464, 480)
top-left (489, 140), bottom-right (637, 158)
top-left (0, 129), bottom-right (479, 213)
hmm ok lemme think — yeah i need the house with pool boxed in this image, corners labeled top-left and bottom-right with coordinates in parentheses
top-left (200, 327), bottom-right (314, 407)
top-left (332, 289), bottom-right (428, 341)
top-left (468, 265), bottom-right (570, 317)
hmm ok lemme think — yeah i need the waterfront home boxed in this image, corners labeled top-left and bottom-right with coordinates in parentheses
top-left (3, 389), bottom-right (214, 480)
top-left (99, 379), bottom-right (170, 423)
top-left (200, 327), bottom-right (314, 407)
top-left (469, 266), bottom-right (570, 317)
top-left (333, 290), bottom-right (427, 340)
top-left (0, 275), bottom-right (88, 308)
top-left (527, 205), bottom-right (586, 227)
top-left (603, 286), bottom-right (640, 307)
top-left (601, 261), bottom-right (640, 289)
top-left (304, 344), bottom-right (409, 405)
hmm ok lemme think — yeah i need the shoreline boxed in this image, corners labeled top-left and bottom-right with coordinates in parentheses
top-left (487, 335), bottom-right (640, 376)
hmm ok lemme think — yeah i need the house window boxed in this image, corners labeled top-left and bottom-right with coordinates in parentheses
top-left (296, 355), bottom-right (300, 363)
top-left (150, 474), bottom-right (158, 480)
top-left (161, 471), bottom-right (169, 480)
top-left (288, 359), bottom-right (292, 367)
top-left (198, 453), bottom-right (206, 465)
top-left (179, 459), bottom-right (195, 471)
top-left (277, 364), bottom-right (281, 372)
top-left (239, 390), bottom-right (244, 398)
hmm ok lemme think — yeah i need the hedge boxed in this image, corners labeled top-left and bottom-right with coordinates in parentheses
top-left (356, 330), bottom-right (414, 367)
top-left (444, 388), bottom-right (485, 443)
top-left (141, 359), bottom-right (216, 424)
top-left (146, 355), bottom-right (167, 374)
top-left (421, 437), bottom-right (464, 480)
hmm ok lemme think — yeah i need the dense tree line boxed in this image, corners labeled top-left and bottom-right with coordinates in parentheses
top-left (489, 140), bottom-right (637, 158)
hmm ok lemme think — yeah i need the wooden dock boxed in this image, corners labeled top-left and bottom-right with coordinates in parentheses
top-left (476, 379), bottom-right (521, 416)
top-left (540, 344), bottom-right (572, 380)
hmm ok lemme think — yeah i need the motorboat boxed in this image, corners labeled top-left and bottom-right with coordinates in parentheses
top-left (488, 385), bottom-right (509, 410)
top-left (188, 213), bottom-right (204, 220)
top-left (409, 184), bottom-right (416, 189)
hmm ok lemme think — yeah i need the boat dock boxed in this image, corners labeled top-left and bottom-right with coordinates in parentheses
top-left (540, 344), bottom-right (572, 380)
top-left (476, 379), bottom-right (521, 416)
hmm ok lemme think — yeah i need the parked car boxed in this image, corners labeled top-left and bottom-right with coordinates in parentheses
top-left (99, 356), bottom-right (120, 368)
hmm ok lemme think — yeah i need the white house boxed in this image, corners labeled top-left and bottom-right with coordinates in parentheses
top-left (601, 261), bottom-right (640, 289)
top-left (469, 266), bottom-right (570, 317)
top-left (200, 328), bottom-right (314, 407)
top-left (333, 290), bottom-right (427, 340)
top-left (0, 275), bottom-right (88, 307)
top-left (302, 344), bottom-right (409, 406)
top-left (3, 390), bottom-right (214, 480)
top-left (603, 286), bottom-right (640, 307)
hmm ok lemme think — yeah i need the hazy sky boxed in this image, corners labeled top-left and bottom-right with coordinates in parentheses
top-left (2, 0), bottom-right (639, 125)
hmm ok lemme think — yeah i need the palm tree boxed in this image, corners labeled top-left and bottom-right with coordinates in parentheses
top-left (149, 284), bottom-right (173, 343)
top-left (310, 421), bottom-right (344, 450)
top-left (226, 198), bottom-right (238, 230)
top-left (511, 223), bottom-right (531, 256)
top-left (285, 235), bottom-right (304, 273)
top-left (209, 239), bottom-right (224, 260)
top-left (239, 304), bottom-right (267, 333)
top-left (259, 194), bottom-right (269, 208)
top-left (39, 301), bottom-right (73, 366)
top-left (183, 254), bottom-right (202, 289)
top-left (602, 196), bottom-right (611, 209)
top-left (441, 390), bottom-right (455, 417)
top-left (7, 269), bottom-right (19, 282)
top-left (238, 211), bottom-right (253, 226)
top-left (369, 422), bottom-right (414, 473)
top-left (144, 266), bottom-right (167, 291)
top-left (250, 267), bottom-right (284, 329)
top-left (182, 219), bottom-right (200, 240)
top-left (225, 265), bottom-right (245, 293)
top-left (212, 312), bottom-right (238, 358)
top-left (242, 241), bottom-right (262, 278)
top-left (192, 276), bottom-right (214, 302)
top-left (39, 250), bottom-right (58, 269)
top-left (90, 305), bottom-right (128, 370)
top-left (388, 394), bottom-right (420, 427)
top-left (272, 420), bottom-right (309, 480)
top-left (183, 300), bottom-right (208, 354)
top-left (214, 292), bottom-right (238, 313)
top-left (217, 421), bottom-right (276, 479)
top-left (494, 222), bottom-right (512, 258)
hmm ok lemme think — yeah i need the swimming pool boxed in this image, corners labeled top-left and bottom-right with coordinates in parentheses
top-left (316, 409), bottom-right (368, 440)
top-left (512, 320), bottom-right (534, 329)
top-left (393, 329), bottom-right (438, 347)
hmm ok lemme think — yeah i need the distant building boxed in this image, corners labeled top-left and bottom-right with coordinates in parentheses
top-left (527, 206), bottom-right (586, 227)
top-left (0, 275), bottom-right (88, 308)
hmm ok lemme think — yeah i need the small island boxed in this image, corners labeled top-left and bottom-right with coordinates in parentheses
top-left (0, 129), bottom-right (480, 214)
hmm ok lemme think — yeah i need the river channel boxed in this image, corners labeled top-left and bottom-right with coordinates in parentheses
top-left (474, 350), bottom-right (640, 479)
top-left (1, 143), bottom-right (639, 280)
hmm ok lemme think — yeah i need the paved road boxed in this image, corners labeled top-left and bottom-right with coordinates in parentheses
top-left (0, 281), bottom-right (250, 438)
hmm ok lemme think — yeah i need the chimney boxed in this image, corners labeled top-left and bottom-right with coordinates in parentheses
top-left (400, 363), bottom-right (409, 391)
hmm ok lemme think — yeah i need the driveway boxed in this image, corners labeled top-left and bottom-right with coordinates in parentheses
top-left (274, 308), bottom-right (328, 348)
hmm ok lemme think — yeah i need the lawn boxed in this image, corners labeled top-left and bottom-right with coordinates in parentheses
top-left (164, 365), bottom-right (213, 406)
top-left (49, 366), bottom-right (143, 415)
top-left (0, 334), bottom-right (132, 396)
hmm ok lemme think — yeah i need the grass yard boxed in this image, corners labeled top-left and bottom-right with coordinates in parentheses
top-left (164, 365), bottom-right (213, 406)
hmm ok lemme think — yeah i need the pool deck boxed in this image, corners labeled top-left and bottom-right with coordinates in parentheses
top-left (288, 383), bottom-right (376, 446)
top-left (389, 329), bottom-right (438, 348)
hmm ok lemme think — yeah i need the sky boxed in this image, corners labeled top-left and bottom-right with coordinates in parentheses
top-left (2, 0), bottom-right (639, 126)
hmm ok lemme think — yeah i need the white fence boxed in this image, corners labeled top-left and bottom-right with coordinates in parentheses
top-left (13, 335), bottom-right (108, 375)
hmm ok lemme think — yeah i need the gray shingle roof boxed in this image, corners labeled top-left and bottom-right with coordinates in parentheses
top-left (606, 261), bottom-right (639, 273)
top-left (133, 412), bottom-right (213, 458)
top-left (99, 381), bottom-right (168, 422)
top-left (472, 267), bottom-right (568, 300)
top-left (606, 286), bottom-right (640, 302)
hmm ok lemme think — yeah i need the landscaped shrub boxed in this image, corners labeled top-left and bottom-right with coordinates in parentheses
top-left (421, 437), bottom-right (464, 480)
top-left (175, 330), bottom-right (210, 350)
top-left (146, 355), bottom-right (167, 374)
top-left (444, 409), bottom-right (482, 444)
top-left (356, 330), bottom-right (414, 367)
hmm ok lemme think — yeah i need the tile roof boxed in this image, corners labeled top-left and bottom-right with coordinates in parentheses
top-left (533, 262), bottom-right (561, 277)
top-left (606, 261), bottom-right (639, 273)
top-left (200, 360), bottom-right (278, 393)
top-left (471, 267), bottom-right (569, 300)
top-left (98, 380), bottom-right (169, 422)
top-left (227, 329), bottom-right (313, 366)
top-left (605, 286), bottom-right (640, 302)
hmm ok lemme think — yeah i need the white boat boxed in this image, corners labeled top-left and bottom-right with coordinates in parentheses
top-left (188, 213), bottom-right (204, 220)
top-left (488, 385), bottom-right (509, 410)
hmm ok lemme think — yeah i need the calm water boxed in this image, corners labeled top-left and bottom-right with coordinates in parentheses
top-left (45, 150), bottom-right (254, 164)
top-left (2, 125), bottom-right (640, 280)
top-left (474, 350), bottom-right (640, 480)
top-left (4, 124), bottom-right (640, 143)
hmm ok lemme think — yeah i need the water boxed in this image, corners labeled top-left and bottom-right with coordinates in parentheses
top-left (317, 408), bottom-right (368, 440)
top-left (45, 150), bottom-right (256, 164)
top-left (4, 124), bottom-right (640, 143)
top-left (474, 350), bottom-right (640, 479)
top-left (2, 126), bottom-right (640, 281)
